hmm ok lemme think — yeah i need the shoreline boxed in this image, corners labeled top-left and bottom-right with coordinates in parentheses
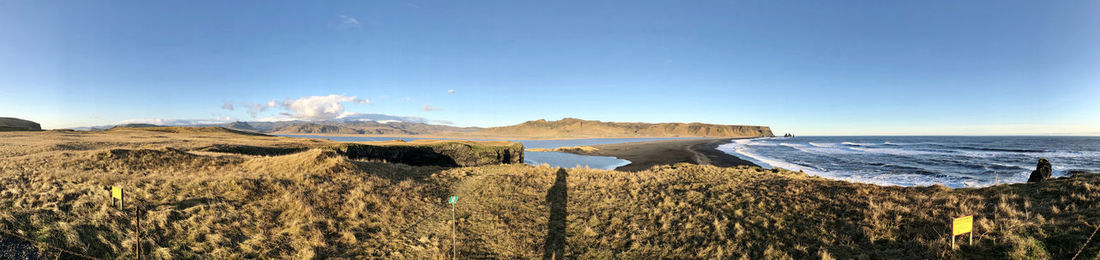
top-left (557, 138), bottom-right (760, 171)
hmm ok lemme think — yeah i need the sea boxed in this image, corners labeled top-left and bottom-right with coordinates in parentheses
top-left (718, 136), bottom-right (1100, 188)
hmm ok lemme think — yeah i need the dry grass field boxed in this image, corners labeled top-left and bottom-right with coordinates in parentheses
top-left (1, 128), bottom-right (1098, 259)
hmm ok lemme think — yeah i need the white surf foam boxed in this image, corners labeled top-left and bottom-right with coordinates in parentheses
top-left (841, 142), bottom-right (874, 146)
top-left (808, 142), bottom-right (835, 148)
top-left (717, 137), bottom-right (1099, 188)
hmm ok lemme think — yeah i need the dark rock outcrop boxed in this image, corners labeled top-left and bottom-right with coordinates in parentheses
top-left (1027, 158), bottom-right (1052, 183)
top-left (331, 141), bottom-right (524, 167)
top-left (0, 117), bottom-right (42, 131)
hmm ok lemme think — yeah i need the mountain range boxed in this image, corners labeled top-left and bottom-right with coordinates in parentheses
top-left (76, 117), bottom-right (774, 138)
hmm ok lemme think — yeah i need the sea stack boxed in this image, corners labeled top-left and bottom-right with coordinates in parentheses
top-left (1027, 158), bottom-right (1053, 183)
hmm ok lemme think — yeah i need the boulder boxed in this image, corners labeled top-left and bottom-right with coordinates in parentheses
top-left (1027, 158), bottom-right (1052, 183)
top-left (0, 117), bottom-right (41, 131)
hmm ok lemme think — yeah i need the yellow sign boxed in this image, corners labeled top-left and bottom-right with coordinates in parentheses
top-left (952, 215), bottom-right (973, 236)
top-left (111, 186), bottom-right (123, 200)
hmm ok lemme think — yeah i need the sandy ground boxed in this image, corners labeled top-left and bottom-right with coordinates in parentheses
top-left (561, 138), bottom-right (758, 171)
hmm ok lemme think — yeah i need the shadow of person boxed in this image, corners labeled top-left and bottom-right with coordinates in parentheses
top-left (543, 168), bottom-right (568, 260)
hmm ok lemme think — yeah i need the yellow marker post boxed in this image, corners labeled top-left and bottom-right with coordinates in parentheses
top-left (952, 215), bottom-right (973, 249)
top-left (111, 186), bottom-right (124, 209)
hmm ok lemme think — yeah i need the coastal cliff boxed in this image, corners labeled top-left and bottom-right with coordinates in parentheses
top-left (473, 118), bottom-right (774, 138)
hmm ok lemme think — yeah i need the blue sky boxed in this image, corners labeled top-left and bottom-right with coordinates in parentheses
top-left (1, 1), bottom-right (1098, 135)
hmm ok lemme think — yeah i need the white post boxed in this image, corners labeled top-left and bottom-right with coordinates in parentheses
top-left (452, 203), bottom-right (456, 260)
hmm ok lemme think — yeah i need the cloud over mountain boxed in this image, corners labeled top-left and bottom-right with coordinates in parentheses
top-left (245, 94), bottom-right (370, 121)
top-left (279, 94), bottom-right (369, 120)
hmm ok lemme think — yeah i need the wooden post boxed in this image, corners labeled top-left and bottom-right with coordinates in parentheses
top-left (134, 206), bottom-right (140, 258)
top-left (952, 234), bottom-right (955, 249)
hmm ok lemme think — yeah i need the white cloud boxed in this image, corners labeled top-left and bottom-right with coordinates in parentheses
top-left (259, 94), bottom-right (370, 121)
top-left (221, 103), bottom-right (234, 111)
top-left (338, 15), bottom-right (360, 26)
top-left (423, 103), bottom-right (443, 111)
top-left (447, 89), bottom-right (455, 94)
top-left (248, 104), bottom-right (269, 118)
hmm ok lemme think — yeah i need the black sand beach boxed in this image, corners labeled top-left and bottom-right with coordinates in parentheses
top-left (559, 138), bottom-right (758, 171)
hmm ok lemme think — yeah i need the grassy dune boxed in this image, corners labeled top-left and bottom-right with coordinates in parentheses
top-left (1, 129), bottom-right (1099, 259)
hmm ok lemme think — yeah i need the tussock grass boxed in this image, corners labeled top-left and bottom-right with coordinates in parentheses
top-left (1, 130), bottom-right (1098, 259)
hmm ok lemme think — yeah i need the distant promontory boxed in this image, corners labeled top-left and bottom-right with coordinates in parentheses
top-left (470, 118), bottom-right (774, 138)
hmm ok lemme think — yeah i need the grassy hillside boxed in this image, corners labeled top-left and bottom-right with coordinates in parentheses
top-left (0, 117), bottom-right (41, 131)
top-left (1, 129), bottom-right (1098, 259)
top-left (473, 118), bottom-right (774, 138)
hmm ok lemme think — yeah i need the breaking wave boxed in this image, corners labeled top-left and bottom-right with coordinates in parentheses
top-left (720, 136), bottom-right (1100, 188)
